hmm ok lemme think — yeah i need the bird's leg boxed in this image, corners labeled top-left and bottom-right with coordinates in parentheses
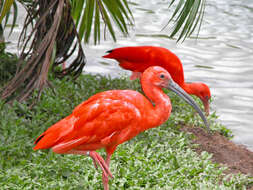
top-left (102, 154), bottom-right (112, 190)
top-left (62, 62), bottom-right (66, 74)
top-left (65, 150), bottom-right (113, 179)
top-left (89, 151), bottom-right (113, 179)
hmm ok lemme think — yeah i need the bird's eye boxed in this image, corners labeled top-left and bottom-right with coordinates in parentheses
top-left (160, 74), bottom-right (165, 79)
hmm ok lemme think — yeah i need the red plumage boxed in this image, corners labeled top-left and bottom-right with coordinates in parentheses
top-left (34, 66), bottom-right (174, 190)
top-left (103, 46), bottom-right (211, 115)
top-left (103, 46), bottom-right (184, 84)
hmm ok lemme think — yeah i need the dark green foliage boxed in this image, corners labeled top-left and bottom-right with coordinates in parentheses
top-left (0, 75), bottom-right (252, 189)
top-left (0, 51), bottom-right (18, 85)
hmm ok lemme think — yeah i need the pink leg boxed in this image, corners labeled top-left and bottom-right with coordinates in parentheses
top-left (62, 62), bottom-right (66, 74)
top-left (62, 62), bottom-right (66, 70)
top-left (102, 154), bottom-right (112, 190)
top-left (66, 150), bottom-right (113, 179)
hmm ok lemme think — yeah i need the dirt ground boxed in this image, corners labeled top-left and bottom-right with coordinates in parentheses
top-left (181, 126), bottom-right (253, 177)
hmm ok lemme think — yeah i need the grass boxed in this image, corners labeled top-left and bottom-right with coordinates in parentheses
top-left (0, 74), bottom-right (252, 190)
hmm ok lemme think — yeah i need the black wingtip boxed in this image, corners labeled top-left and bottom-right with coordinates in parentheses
top-left (106, 49), bottom-right (114, 53)
top-left (34, 135), bottom-right (44, 144)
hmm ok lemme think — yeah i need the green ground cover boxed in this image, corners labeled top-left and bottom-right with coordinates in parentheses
top-left (0, 74), bottom-right (252, 190)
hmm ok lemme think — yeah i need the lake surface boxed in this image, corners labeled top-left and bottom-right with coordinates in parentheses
top-left (5, 0), bottom-right (253, 150)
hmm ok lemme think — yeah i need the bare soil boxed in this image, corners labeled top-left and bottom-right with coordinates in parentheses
top-left (181, 126), bottom-right (253, 177)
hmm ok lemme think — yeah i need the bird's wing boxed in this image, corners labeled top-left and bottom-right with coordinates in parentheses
top-left (74, 98), bottom-right (142, 142)
top-left (103, 46), bottom-right (185, 84)
top-left (103, 46), bottom-right (152, 71)
top-left (34, 95), bottom-right (142, 153)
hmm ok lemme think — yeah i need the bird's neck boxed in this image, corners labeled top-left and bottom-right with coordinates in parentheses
top-left (141, 80), bottom-right (172, 128)
top-left (182, 82), bottom-right (195, 95)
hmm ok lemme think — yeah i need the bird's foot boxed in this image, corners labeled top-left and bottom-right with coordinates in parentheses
top-left (87, 151), bottom-right (113, 179)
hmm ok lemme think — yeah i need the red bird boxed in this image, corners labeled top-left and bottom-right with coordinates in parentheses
top-left (103, 46), bottom-right (211, 115)
top-left (34, 66), bottom-right (209, 190)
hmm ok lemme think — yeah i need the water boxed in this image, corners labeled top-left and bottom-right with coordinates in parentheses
top-left (5, 0), bottom-right (253, 150)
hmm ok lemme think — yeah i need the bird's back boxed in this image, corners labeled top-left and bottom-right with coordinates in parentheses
top-left (103, 46), bottom-right (185, 85)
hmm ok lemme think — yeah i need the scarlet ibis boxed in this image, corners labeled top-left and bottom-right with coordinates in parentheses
top-left (33, 66), bottom-right (209, 190)
top-left (103, 46), bottom-right (211, 115)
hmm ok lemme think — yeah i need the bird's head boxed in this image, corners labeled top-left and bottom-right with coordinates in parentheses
top-left (143, 66), bottom-right (210, 131)
top-left (144, 66), bottom-right (172, 88)
top-left (188, 82), bottom-right (211, 116)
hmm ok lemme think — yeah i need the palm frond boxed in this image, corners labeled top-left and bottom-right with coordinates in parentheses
top-left (71, 0), bottom-right (134, 44)
top-left (0, 0), bottom-right (18, 36)
top-left (164, 0), bottom-right (206, 42)
top-left (0, 0), bottom-right (15, 23)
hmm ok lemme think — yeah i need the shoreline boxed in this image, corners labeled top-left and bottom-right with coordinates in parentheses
top-left (181, 125), bottom-right (253, 177)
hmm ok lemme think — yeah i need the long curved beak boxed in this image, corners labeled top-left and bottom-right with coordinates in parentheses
top-left (167, 80), bottom-right (210, 132)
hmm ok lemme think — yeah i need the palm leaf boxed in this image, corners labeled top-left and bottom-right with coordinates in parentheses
top-left (71, 0), bottom-right (133, 44)
top-left (78, 0), bottom-right (95, 41)
top-left (8, 1), bottom-right (18, 36)
top-left (0, 0), bottom-right (15, 24)
top-left (188, 0), bottom-right (206, 38)
top-left (71, 0), bottom-right (85, 27)
top-left (164, 0), bottom-right (206, 42)
top-left (0, 0), bottom-right (19, 36)
top-left (94, 2), bottom-right (100, 44)
top-left (97, 0), bottom-right (116, 42)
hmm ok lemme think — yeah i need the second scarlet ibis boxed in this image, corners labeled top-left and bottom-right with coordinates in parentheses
top-left (103, 46), bottom-right (211, 115)
top-left (33, 66), bottom-right (209, 190)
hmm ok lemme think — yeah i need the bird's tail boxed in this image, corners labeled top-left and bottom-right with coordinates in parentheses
top-left (102, 49), bottom-right (117, 59)
top-left (102, 46), bottom-right (151, 62)
top-left (33, 115), bottom-right (76, 150)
